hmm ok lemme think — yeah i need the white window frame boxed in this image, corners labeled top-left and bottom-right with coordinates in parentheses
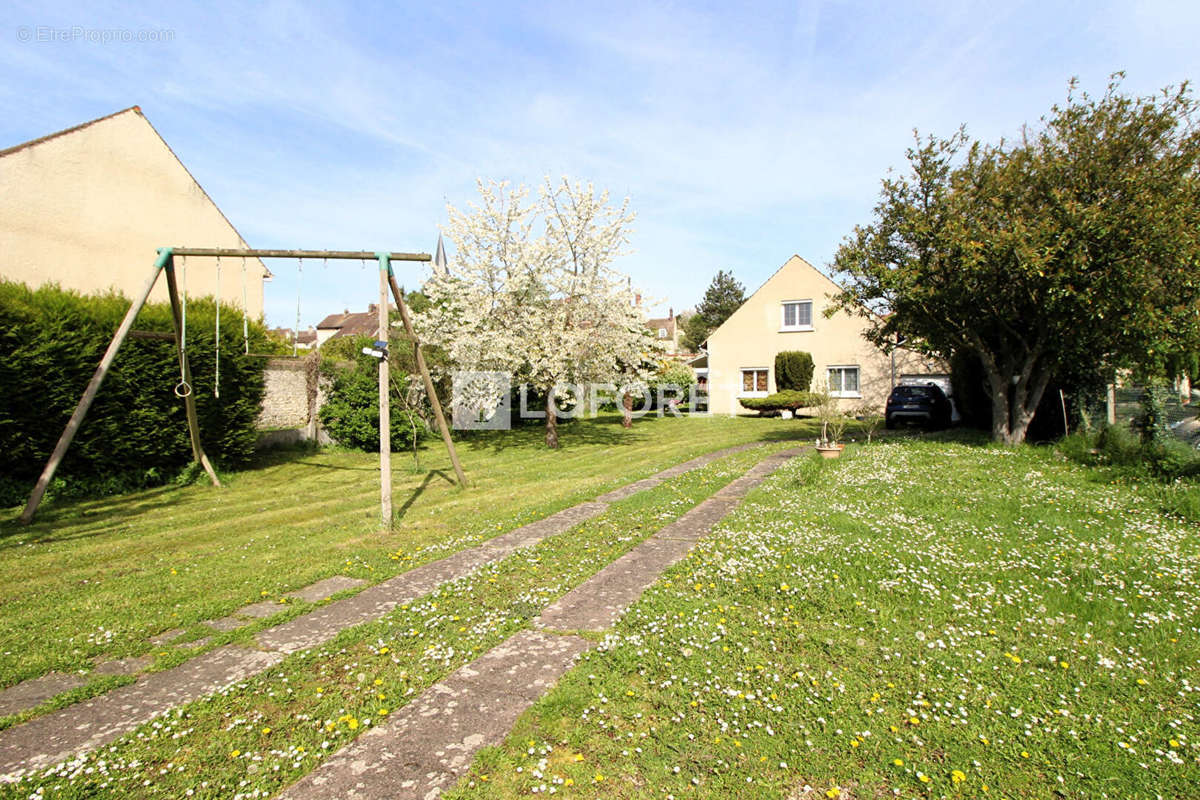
top-left (827, 365), bottom-right (861, 398)
top-left (658, 327), bottom-right (668, 339)
top-left (739, 367), bottom-right (770, 397)
top-left (780, 299), bottom-right (814, 332)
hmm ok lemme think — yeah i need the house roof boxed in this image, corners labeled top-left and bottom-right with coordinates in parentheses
top-left (271, 327), bottom-right (317, 345)
top-left (316, 304), bottom-right (393, 339)
top-left (646, 316), bottom-right (676, 334)
top-left (704, 254), bottom-right (868, 347)
top-left (0, 106), bottom-right (271, 278)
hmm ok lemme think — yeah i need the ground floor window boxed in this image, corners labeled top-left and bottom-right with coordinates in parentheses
top-left (827, 365), bottom-right (860, 397)
top-left (740, 368), bottom-right (768, 396)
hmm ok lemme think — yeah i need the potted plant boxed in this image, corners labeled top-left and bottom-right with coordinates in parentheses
top-left (813, 381), bottom-right (848, 458)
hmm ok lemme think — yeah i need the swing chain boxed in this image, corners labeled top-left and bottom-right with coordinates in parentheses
top-left (294, 257), bottom-right (303, 357)
top-left (214, 254), bottom-right (221, 399)
top-left (175, 254), bottom-right (192, 398)
top-left (241, 256), bottom-right (249, 356)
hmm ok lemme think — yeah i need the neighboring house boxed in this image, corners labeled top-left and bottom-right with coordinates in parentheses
top-left (645, 307), bottom-right (686, 355)
top-left (269, 327), bottom-right (317, 351)
top-left (315, 304), bottom-right (392, 347)
top-left (0, 107), bottom-right (269, 316)
top-left (703, 255), bottom-right (939, 415)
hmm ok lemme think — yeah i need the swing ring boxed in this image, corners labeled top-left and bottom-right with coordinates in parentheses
top-left (174, 380), bottom-right (192, 398)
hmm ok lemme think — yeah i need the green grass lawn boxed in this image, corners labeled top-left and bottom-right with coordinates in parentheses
top-left (448, 439), bottom-right (1200, 800)
top-left (0, 414), bottom-right (815, 710)
top-left (0, 440), bottom-right (794, 798)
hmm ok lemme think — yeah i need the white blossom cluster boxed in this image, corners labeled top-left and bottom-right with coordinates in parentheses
top-left (416, 178), bottom-right (660, 427)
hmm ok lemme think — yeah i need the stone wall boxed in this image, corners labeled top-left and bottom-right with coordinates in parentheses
top-left (257, 357), bottom-right (330, 446)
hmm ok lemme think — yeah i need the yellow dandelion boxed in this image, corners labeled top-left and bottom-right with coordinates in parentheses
top-left (893, 758), bottom-right (904, 766)
top-left (951, 769), bottom-right (966, 784)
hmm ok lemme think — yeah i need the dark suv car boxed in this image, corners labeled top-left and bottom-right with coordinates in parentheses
top-left (885, 383), bottom-right (952, 429)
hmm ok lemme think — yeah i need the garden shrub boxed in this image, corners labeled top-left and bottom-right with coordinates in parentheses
top-left (0, 280), bottom-right (268, 506)
top-left (739, 390), bottom-right (817, 415)
top-left (318, 341), bottom-right (428, 451)
top-left (1137, 383), bottom-right (1172, 445)
top-left (1061, 422), bottom-right (1200, 483)
top-left (774, 351), bottom-right (814, 392)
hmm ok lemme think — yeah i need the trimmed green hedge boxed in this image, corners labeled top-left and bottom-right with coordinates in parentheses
top-left (739, 389), bottom-right (818, 414)
top-left (774, 351), bottom-right (814, 392)
top-left (0, 281), bottom-right (269, 505)
top-left (318, 335), bottom-right (429, 452)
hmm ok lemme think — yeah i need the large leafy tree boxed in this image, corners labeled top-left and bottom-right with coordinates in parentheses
top-left (830, 76), bottom-right (1200, 444)
top-left (682, 270), bottom-right (746, 350)
top-left (417, 178), bottom-right (655, 448)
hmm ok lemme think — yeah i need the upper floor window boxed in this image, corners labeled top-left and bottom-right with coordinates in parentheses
top-left (658, 327), bottom-right (668, 339)
top-left (781, 300), bottom-right (813, 331)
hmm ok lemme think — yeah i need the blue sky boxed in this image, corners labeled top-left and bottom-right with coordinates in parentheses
top-left (3, 0), bottom-right (1198, 327)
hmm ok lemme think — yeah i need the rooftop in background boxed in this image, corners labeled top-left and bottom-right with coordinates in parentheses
top-left (315, 304), bottom-right (395, 346)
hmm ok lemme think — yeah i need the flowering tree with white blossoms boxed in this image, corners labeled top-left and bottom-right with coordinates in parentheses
top-left (416, 177), bottom-right (659, 448)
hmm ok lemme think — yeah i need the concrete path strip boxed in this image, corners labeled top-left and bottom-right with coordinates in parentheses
top-left (279, 446), bottom-right (805, 799)
top-left (0, 646), bottom-right (284, 779)
top-left (0, 441), bottom-right (763, 780)
top-left (279, 631), bottom-right (593, 799)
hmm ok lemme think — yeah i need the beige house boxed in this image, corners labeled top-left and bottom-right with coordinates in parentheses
top-left (645, 308), bottom-right (687, 355)
top-left (0, 107), bottom-right (268, 315)
top-left (702, 255), bottom-right (937, 415)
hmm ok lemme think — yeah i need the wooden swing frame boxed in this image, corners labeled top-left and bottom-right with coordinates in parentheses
top-left (19, 247), bottom-right (467, 526)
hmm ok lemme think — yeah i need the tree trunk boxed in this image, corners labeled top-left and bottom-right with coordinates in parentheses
top-left (982, 360), bottom-right (1052, 445)
top-left (544, 390), bottom-right (559, 449)
top-left (621, 392), bottom-right (633, 428)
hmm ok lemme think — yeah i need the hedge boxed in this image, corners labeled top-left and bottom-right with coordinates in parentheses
top-left (739, 389), bottom-right (818, 414)
top-left (774, 351), bottom-right (814, 392)
top-left (0, 281), bottom-right (269, 504)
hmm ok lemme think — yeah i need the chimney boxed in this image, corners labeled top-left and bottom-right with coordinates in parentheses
top-left (635, 293), bottom-right (641, 306)
top-left (669, 306), bottom-right (674, 320)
